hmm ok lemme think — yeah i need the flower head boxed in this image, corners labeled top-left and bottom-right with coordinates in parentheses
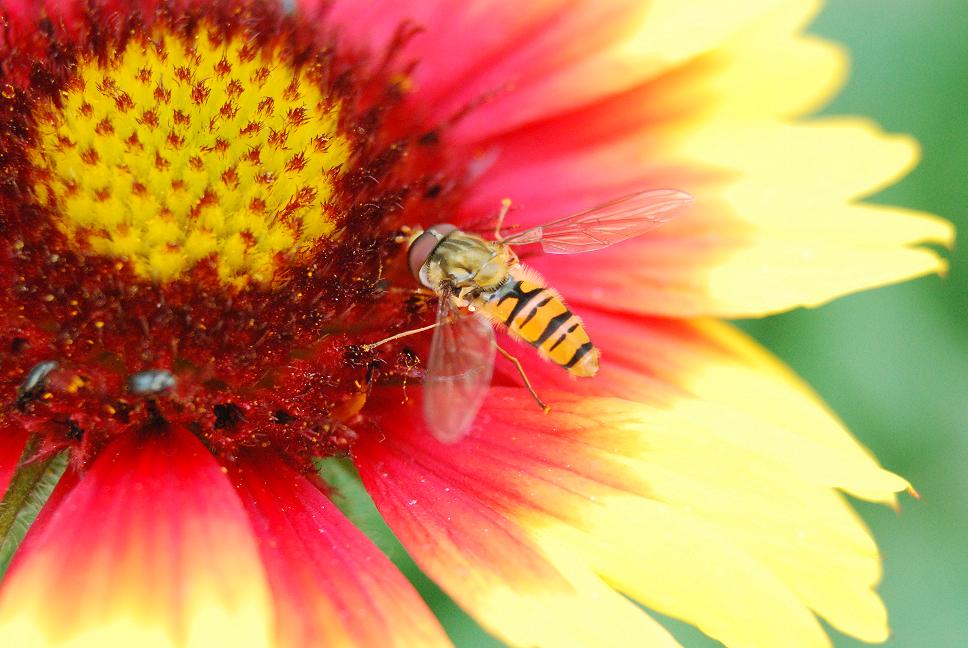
top-left (0, 0), bottom-right (952, 647)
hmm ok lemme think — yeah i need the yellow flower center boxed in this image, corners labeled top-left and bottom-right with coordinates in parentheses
top-left (28, 27), bottom-right (351, 286)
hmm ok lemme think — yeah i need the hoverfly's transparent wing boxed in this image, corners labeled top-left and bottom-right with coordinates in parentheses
top-left (502, 189), bottom-right (693, 254)
top-left (423, 290), bottom-right (496, 443)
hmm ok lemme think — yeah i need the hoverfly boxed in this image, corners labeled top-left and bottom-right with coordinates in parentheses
top-left (370, 188), bottom-right (693, 443)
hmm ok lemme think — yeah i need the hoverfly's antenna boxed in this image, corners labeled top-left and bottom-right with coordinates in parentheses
top-left (494, 343), bottom-right (550, 414)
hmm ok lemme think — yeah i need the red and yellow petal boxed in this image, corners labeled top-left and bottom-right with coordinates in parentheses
top-left (458, 0), bottom-right (951, 318)
top-left (515, 311), bottom-right (910, 503)
top-left (354, 419), bottom-right (680, 648)
top-left (357, 308), bottom-right (907, 647)
top-left (309, 0), bottom-right (647, 131)
top-left (231, 450), bottom-right (451, 648)
top-left (448, 0), bottom-right (818, 141)
top-left (310, 0), bottom-right (806, 138)
top-left (0, 425), bottom-right (275, 648)
top-left (357, 388), bottom-right (894, 647)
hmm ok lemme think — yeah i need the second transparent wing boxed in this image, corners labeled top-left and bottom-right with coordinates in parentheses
top-left (503, 188), bottom-right (693, 254)
top-left (423, 291), bottom-right (496, 444)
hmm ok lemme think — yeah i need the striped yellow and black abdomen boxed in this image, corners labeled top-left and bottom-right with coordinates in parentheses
top-left (481, 272), bottom-right (599, 377)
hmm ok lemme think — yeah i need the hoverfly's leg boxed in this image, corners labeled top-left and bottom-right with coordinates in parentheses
top-left (493, 198), bottom-right (512, 241)
top-left (494, 343), bottom-right (551, 414)
top-left (381, 285), bottom-right (435, 296)
top-left (363, 321), bottom-right (445, 351)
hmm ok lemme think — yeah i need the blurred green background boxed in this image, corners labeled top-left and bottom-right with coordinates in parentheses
top-left (335, 1), bottom-right (968, 646)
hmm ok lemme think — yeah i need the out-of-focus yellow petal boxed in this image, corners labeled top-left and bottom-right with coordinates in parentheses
top-left (702, 237), bottom-right (947, 316)
top-left (563, 312), bottom-right (911, 503)
top-left (0, 609), bottom-right (271, 648)
top-left (476, 548), bottom-right (683, 648)
top-left (606, 400), bottom-right (888, 642)
top-left (522, 394), bottom-right (894, 645)
top-left (696, 0), bottom-right (843, 119)
top-left (681, 119), bottom-right (919, 204)
top-left (673, 120), bottom-right (952, 314)
top-left (482, 313), bottom-right (909, 643)
top-left (620, 0), bottom-right (815, 80)
top-left (538, 497), bottom-right (831, 648)
top-left (515, 0), bottom-right (813, 130)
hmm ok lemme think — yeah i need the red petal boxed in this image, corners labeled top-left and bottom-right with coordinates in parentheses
top-left (0, 426), bottom-right (31, 497)
top-left (0, 1), bottom-right (87, 82)
top-left (231, 450), bottom-right (452, 648)
top-left (305, 0), bottom-right (647, 128)
top-left (0, 424), bottom-right (275, 646)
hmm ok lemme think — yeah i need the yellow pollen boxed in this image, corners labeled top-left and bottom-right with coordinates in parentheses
top-left (29, 27), bottom-right (351, 285)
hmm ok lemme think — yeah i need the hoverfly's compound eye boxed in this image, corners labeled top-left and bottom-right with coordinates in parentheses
top-left (407, 223), bottom-right (457, 287)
